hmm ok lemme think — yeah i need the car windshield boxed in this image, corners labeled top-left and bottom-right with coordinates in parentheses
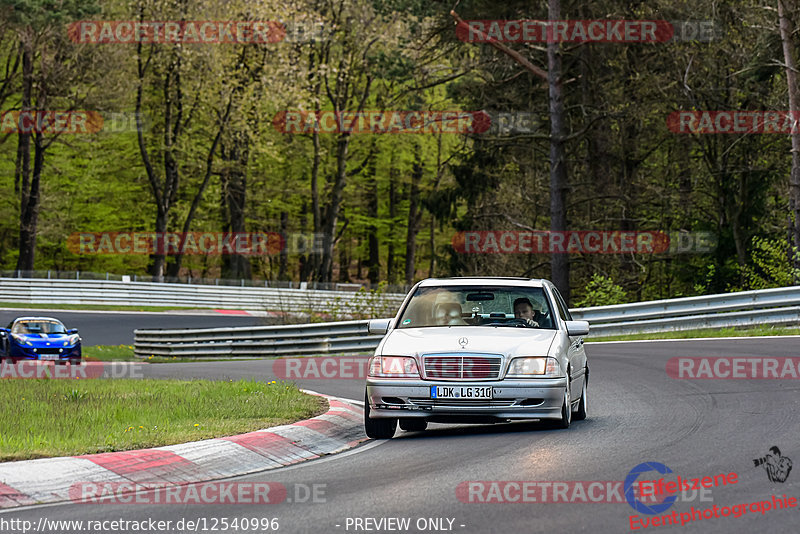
top-left (12, 321), bottom-right (67, 335)
top-left (396, 286), bottom-right (555, 329)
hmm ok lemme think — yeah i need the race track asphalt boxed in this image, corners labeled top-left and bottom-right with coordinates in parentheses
top-left (3, 336), bottom-right (799, 533)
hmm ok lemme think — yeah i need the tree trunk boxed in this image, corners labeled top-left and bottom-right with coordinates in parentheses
top-left (366, 154), bottom-right (380, 284)
top-left (428, 216), bottom-right (436, 278)
top-left (278, 210), bottom-right (288, 280)
top-left (338, 235), bottom-right (351, 282)
top-left (387, 163), bottom-right (398, 284)
top-left (318, 134), bottom-right (352, 282)
top-left (218, 134), bottom-right (251, 280)
top-left (405, 146), bottom-right (424, 285)
top-left (778, 0), bottom-right (800, 273)
top-left (547, 0), bottom-right (571, 303)
top-left (14, 38), bottom-right (35, 272)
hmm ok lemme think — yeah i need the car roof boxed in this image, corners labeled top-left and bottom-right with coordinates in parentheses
top-left (12, 317), bottom-right (64, 323)
top-left (417, 277), bottom-right (548, 288)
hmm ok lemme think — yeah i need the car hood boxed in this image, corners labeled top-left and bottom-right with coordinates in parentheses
top-left (379, 326), bottom-right (557, 358)
top-left (11, 333), bottom-right (74, 346)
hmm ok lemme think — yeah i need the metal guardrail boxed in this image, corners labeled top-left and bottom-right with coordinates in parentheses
top-left (133, 286), bottom-right (800, 358)
top-left (134, 320), bottom-right (381, 358)
top-left (0, 277), bottom-right (406, 315)
top-left (0, 270), bottom-right (411, 293)
top-left (570, 285), bottom-right (800, 337)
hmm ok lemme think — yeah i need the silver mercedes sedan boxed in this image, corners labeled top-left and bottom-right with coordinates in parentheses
top-left (364, 277), bottom-right (589, 439)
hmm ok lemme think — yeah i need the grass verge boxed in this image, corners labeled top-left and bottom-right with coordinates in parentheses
top-left (0, 379), bottom-right (326, 462)
top-left (84, 344), bottom-right (137, 361)
top-left (587, 324), bottom-right (800, 342)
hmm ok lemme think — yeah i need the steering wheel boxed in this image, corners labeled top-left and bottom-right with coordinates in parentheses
top-left (483, 318), bottom-right (531, 328)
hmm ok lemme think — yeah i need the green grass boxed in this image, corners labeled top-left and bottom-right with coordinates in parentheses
top-left (0, 302), bottom-right (202, 312)
top-left (0, 379), bottom-right (326, 461)
top-left (588, 324), bottom-right (800, 342)
top-left (84, 344), bottom-right (137, 361)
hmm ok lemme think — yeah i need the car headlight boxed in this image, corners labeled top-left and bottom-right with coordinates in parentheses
top-left (506, 357), bottom-right (561, 377)
top-left (66, 335), bottom-right (80, 345)
top-left (368, 356), bottom-right (420, 378)
top-left (11, 335), bottom-right (33, 346)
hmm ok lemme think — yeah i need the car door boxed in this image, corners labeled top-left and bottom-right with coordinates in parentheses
top-left (551, 287), bottom-right (587, 392)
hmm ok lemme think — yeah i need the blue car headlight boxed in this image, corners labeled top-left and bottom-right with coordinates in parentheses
top-left (11, 334), bottom-right (33, 346)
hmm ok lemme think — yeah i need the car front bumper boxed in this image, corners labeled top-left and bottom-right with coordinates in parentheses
top-left (366, 377), bottom-right (567, 421)
top-left (8, 345), bottom-right (81, 361)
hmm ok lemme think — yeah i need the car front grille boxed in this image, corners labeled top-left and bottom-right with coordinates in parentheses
top-left (422, 354), bottom-right (502, 380)
top-left (409, 397), bottom-right (516, 408)
top-left (35, 348), bottom-right (63, 355)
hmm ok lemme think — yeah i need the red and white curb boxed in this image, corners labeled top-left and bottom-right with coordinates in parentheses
top-left (0, 393), bottom-right (365, 509)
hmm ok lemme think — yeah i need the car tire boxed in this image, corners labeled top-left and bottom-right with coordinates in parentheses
top-left (364, 392), bottom-right (397, 439)
top-left (70, 359), bottom-right (81, 366)
top-left (399, 419), bottom-right (428, 432)
top-left (57, 360), bottom-right (68, 365)
top-left (573, 370), bottom-right (588, 421)
top-left (555, 379), bottom-right (572, 429)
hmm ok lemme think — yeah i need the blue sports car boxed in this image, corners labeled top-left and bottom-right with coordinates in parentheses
top-left (0, 317), bottom-right (82, 365)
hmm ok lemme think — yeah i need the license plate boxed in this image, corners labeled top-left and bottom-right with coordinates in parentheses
top-left (39, 354), bottom-right (59, 361)
top-left (431, 386), bottom-right (493, 399)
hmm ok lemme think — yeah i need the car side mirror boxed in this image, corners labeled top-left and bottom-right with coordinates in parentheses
top-left (67, 329), bottom-right (79, 335)
top-left (565, 320), bottom-right (590, 337)
top-left (367, 319), bottom-right (391, 335)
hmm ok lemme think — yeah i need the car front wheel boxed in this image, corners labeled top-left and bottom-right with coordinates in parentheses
top-left (364, 392), bottom-right (397, 439)
top-left (555, 380), bottom-right (572, 429)
top-left (573, 370), bottom-right (588, 421)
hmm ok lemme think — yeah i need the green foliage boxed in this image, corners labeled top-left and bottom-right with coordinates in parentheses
top-left (575, 274), bottom-right (628, 308)
top-left (0, 0), bottom-right (799, 304)
top-left (0, 0), bottom-right (100, 27)
top-left (735, 237), bottom-right (800, 290)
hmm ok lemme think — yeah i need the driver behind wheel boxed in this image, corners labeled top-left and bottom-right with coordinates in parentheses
top-left (513, 297), bottom-right (541, 327)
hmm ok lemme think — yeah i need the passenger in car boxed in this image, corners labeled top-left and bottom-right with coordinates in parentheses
top-left (434, 302), bottom-right (466, 326)
top-left (513, 297), bottom-right (541, 327)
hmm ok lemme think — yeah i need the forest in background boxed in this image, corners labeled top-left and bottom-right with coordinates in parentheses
top-left (1, 0), bottom-right (800, 306)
